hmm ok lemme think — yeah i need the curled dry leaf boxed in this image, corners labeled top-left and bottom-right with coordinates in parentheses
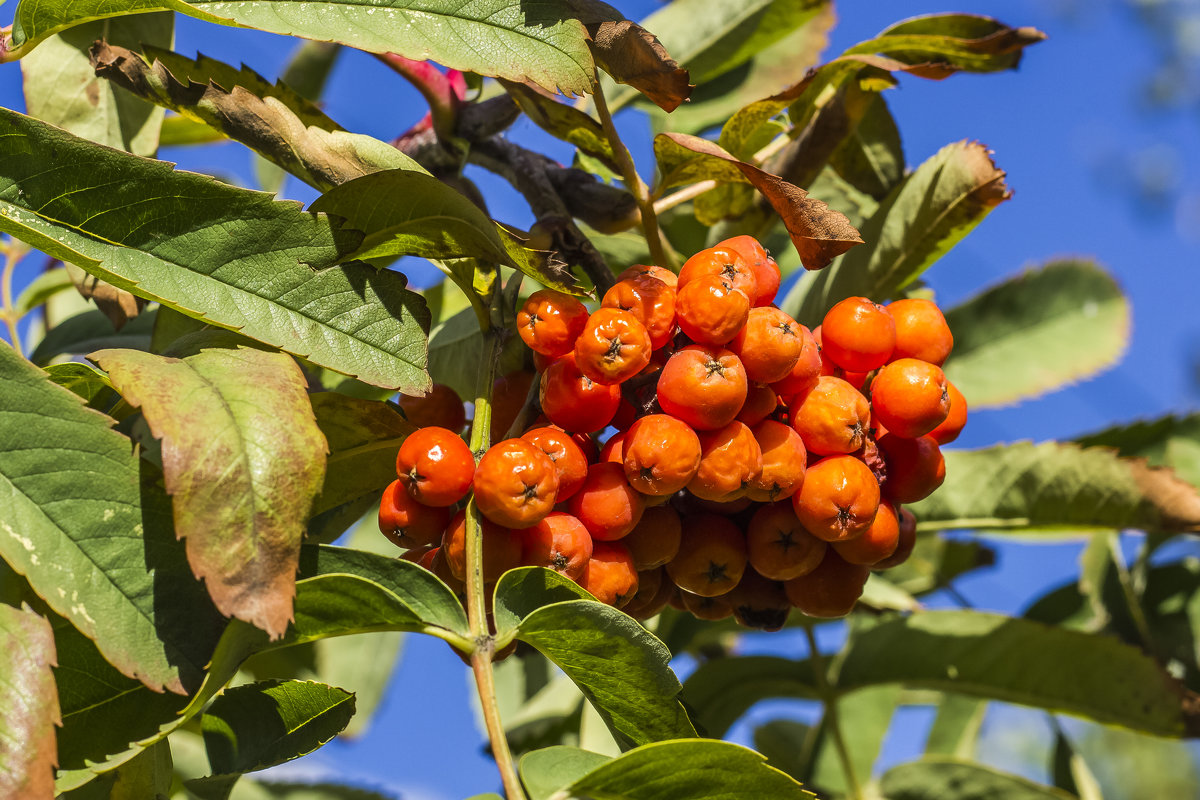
top-left (567, 0), bottom-right (692, 112)
top-left (65, 262), bottom-right (146, 330)
top-left (658, 132), bottom-right (862, 270)
top-left (0, 604), bottom-right (59, 800)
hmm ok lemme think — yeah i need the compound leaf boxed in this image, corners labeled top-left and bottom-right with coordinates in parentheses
top-left (945, 260), bottom-right (1130, 409)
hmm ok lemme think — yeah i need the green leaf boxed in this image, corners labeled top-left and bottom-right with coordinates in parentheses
top-left (159, 115), bottom-right (226, 146)
top-left (233, 782), bottom-right (399, 800)
top-left (1076, 413), bottom-right (1200, 489)
top-left (0, 108), bottom-right (433, 392)
top-left (60, 740), bottom-right (175, 800)
top-left (835, 610), bottom-right (1197, 737)
top-left (1052, 726), bottom-right (1105, 800)
top-left (11, 0), bottom-right (598, 96)
top-left (519, 746), bottom-right (612, 800)
top-left (560, 739), bottom-right (814, 799)
top-left (427, 306), bottom-right (527, 401)
top-left (193, 680), bottom-right (354, 784)
top-left (310, 393), bottom-right (413, 519)
top-left (0, 604), bottom-right (59, 800)
top-left (879, 534), bottom-right (994, 597)
top-left (29, 309), bottom-right (157, 366)
top-left (20, 13), bottom-right (173, 158)
top-left (910, 442), bottom-right (1200, 534)
top-left (809, 686), bottom-right (901, 795)
top-left (505, 81), bottom-right (619, 172)
top-left (827, 90), bottom-right (904, 200)
top-left (310, 169), bottom-right (577, 294)
top-left (91, 340), bottom-right (328, 639)
top-left (783, 140), bottom-right (1010, 324)
top-left (847, 14), bottom-right (1046, 74)
top-left (752, 719), bottom-right (811, 783)
top-left (42, 363), bottom-right (120, 411)
top-left (0, 341), bottom-right (225, 695)
top-left (944, 260), bottom-right (1130, 408)
top-left (803, 167), bottom-right (880, 231)
top-left (13, 266), bottom-right (73, 318)
top-left (682, 656), bottom-right (818, 738)
top-left (516, 600), bottom-right (697, 750)
top-left (881, 758), bottom-right (1075, 800)
top-left (924, 694), bottom-right (985, 758)
top-left (493, 566), bottom-right (594, 640)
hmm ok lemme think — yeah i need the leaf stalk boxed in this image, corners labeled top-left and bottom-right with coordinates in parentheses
top-left (804, 624), bottom-right (863, 800)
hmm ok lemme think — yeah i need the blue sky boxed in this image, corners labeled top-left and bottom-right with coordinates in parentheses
top-left (2, 1), bottom-right (1198, 797)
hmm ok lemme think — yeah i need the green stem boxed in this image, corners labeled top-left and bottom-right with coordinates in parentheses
top-left (804, 624), bottom-right (862, 800)
top-left (465, 326), bottom-right (526, 800)
top-left (591, 76), bottom-right (675, 270)
top-left (1107, 532), bottom-right (1159, 658)
top-left (1, 240), bottom-right (26, 355)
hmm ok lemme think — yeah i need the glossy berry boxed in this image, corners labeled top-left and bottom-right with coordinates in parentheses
top-left (395, 427), bottom-right (475, 507)
top-left (517, 289), bottom-right (590, 358)
top-left (568, 462), bottom-right (645, 541)
top-left (870, 358), bottom-right (951, 439)
top-left (821, 296), bottom-right (896, 372)
top-left (746, 502), bottom-right (827, 581)
top-left (666, 514), bottom-right (747, 597)
top-left (540, 353), bottom-right (621, 433)
top-left (678, 245), bottom-right (758, 300)
top-left (675, 273), bottom-right (751, 346)
top-left (520, 512), bottom-right (593, 582)
top-left (657, 344), bottom-right (748, 431)
top-left (473, 439), bottom-right (559, 528)
top-left (378, 479), bottom-right (450, 549)
top-left (791, 454), bottom-right (880, 542)
top-left (887, 298), bottom-right (953, 365)
top-left (581, 541), bottom-right (639, 607)
top-left (788, 376), bottom-right (871, 455)
top-left (573, 307), bottom-right (652, 385)
top-left (622, 414), bottom-right (702, 496)
top-left (784, 549), bottom-right (870, 618)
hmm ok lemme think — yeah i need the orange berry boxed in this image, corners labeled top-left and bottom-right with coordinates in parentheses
top-left (887, 298), bottom-right (953, 365)
top-left (746, 419), bottom-right (807, 503)
top-left (928, 381), bottom-right (968, 445)
top-left (517, 289), bottom-right (590, 358)
top-left (788, 376), bottom-right (871, 455)
top-left (657, 344), bottom-right (748, 431)
top-left (791, 454), bottom-right (880, 542)
top-left (621, 505), bottom-right (683, 570)
top-left (746, 502), bottom-right (827, 581)
top-left (573, 307), bottom-right (652, 386)
top-left (770, 324), bottom-right (822, 400)
top-left (519, 511), bottom-right (593, 582)
top-left (725, 569), bottom-right (791, 631)
top-left (688, 421), bottom-right (763, 502)
top-left (473, 439), bottom-right (559, 528)
top-left (378, 479), bottom-right (451, 549)
top-left (617, 264), bottom-right (677, 288)
top-left (442, 510), bottom-right (523, 583)
top-left (675, 273), bottom-right (751, 345)
top-left (871, 358), bottom-right (951, 439)
top-left (878, 433), bottom-right (945, 503)
top-left (680, 588), bottom-right (733, 620)
top-left (521, 425), bottom-right (589, 502)
top-left (678, 245), bottom-right (758, 299)
top-left (784, 549), bottom-right (870, 618)
top-left (599, 430), bottom-right (627, 464)
top-left (666, 514), bottom-right (747, 597)
top-left (737, 382), bottom-right (779, 427)
top-left (821, 296), bottom-right (896, 372)
top-left (568, 462), bottom-right (646, 541)
top-left (398, 383), bottom-right (466, 432)
top-left (395, 426), bottom-right (475, 507)
top-left (833, 500), bottom-right (900, 565)
top-left (580, 541), bottom-right (639, 607)
top-left (875, 506), bottom-right (917, 569)
top-left (729, 306), bottom-right (804, 384)
top-left (622, 414), bottom-right (702, 496)
top-left (540, 353), bottom-right (621, 433)
top-left (623, 566), bottom-right (675, 620)
top-left (714, 235), bottom-right (778, 306)
top-left (602, 276), bottom-right (677, 351)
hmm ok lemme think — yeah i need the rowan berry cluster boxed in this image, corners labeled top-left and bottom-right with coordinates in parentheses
top-left (380, 236), bottom-right (967, 630)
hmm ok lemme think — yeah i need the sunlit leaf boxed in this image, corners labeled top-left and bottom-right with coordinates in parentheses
top-left (1076, 413), bottom-right (1200, 489)
top-left (519, 745), bottom-right (611, 800)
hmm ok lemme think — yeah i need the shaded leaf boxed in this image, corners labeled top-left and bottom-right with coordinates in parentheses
top-left (64, 262), bottom-right (149, 331)
top-left (803, 167), bottom-right (880, 231)
top-left (880, 534), bottom-right (995, 597)
top-left (493, 566), bottom-right (593, 639)
top-left (847, 14), bottom-right (1046, 75)
top-left (91, 342), bottom-right (328, 639)
top-left (881, 758), bottom-right (1075, 800)
top-left (924, 694), bottom-right (985, 758)
top-left (911, 442), bottom-right (1200, 534)
top-left (30, 309), bottom-right (157, 367)
top-left (13, 265), bottom-right (73, 318)
top-left (519, 745), bottom-right (611, 800)
top-left (159, 115), bottom-right (225, 146)
top-left (0, 341), bottom-right (225, 695)
top-left (42, 363), bottom-right (120, 411)
top-left (61, 739), bottom-right (175, 800)
top-left (310, 393), bottom-right (414, 519)
top-left (561, 739), bottom-right (814, 799)
top-left (944, 260), bottom-right (1130, 409)
top-left (427, 306), bottom-right (527, 402)
top-left (0, 604), bottom-right (58, 800)
top-left (784, 140), bottom-right (1009, 323)
top-left (835, 610), bottom-right (1198, 737)
top-left (808, 686), bottom-right (901, 795)
top-left (752, 719), bottom-right (811, 784)
top-left (12, 0), bottom-right (598, 96)
top-left (1052, 727), bottom-right (1105, 800)
top-left (655, 133), bottom-right (862, 270)
top-left (682, 656), bottom-right (819, 738)
top-left (0, 108), bottom-right (433, 392)
top-left (1076, 413), bottom-right (1200, 489)
top-left (516, 600), bottom-right (697, 750)
top-left (827, 90), bottom-right (904, 200)
top-left (503, 80), bottom-right (619, 172)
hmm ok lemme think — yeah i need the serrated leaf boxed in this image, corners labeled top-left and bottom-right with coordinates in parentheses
top-left (881, 758), bottom-right (1075, 800)
top-left (30, 309), bottom-right (157, 366)
top-left (159, 115), bottom-right (226, 146)
top-left (654, 133), bottom-right (862, 270)
top-left (910, 441), bottom-right (1200, 534)
top-left (847, 14), bottom-right (1046, 75)
top-left (42, 363), bottom-right (120, 411)
top-left (1076, 413), bottom-right (1200, 489)
top-left (752, 719), bottom-right (810, 783)
top-left (0, 108), bottom-right (433, 392)
top-left (835, 610), bottom-right (1198, 737)
top-left (560, 739), bottom-right (815, 799)
top-left (11, 0), bottom-right (598, 96)
top-left (682, 656), bottom-right (819, 738)
top-left (0, 341), bottom-right (225, 695)
top-left (516, 600), bottom-right (697, 750)
top-left (194, 680), bottom-right (354, 784)
top-left (784, 140), bottom-right (1010, 323)
top-left (310, 393), bottom-right (414, 519)
top-left (944, 260), bottom-right (1130, 408)
top-left (493, 566), bottom-right (593, 639)
top-left (91, 342), bottom-right (328, 639)
top-left (519, 745), bottom-right (611, 800)
top-left (504, 80), bottom-right (619, 172)
top-left (0, 604), bottom-right (59, 800)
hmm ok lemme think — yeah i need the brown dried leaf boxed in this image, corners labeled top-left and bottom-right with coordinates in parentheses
top-left (0, 604), bottom-right (59, 800)
top-left (567, 0), bottom-right (692, 112)
top-left (658, 133), bottom-right (863, 270)
top-left (1129, 461), bottom-right (1200, 533)
top-left (64, 262), bottom-right (146, 330)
